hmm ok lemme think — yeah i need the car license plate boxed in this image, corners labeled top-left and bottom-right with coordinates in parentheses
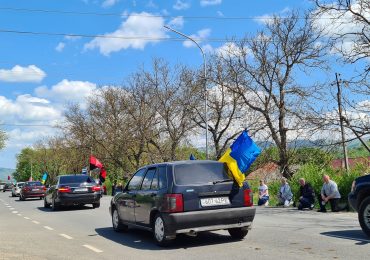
top-left (32, 189), bottom-right (39, 191)
top-left (74, 188), bottom-right (88, 192)
top-left (200, 197), bottom-right (230, 207)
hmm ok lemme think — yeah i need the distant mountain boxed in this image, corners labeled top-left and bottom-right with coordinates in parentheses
top-left (0, 168), bottom-right (15, 182)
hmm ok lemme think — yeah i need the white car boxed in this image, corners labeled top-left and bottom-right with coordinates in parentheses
top-left (11, 182), bottom-right (25, 197)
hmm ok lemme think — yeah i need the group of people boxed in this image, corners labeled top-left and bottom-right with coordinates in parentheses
top-left (257, 174), bottom-right (346, 212)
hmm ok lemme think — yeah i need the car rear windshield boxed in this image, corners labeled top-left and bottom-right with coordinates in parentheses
top-left (174, 163), bottom-right (231, 185)
top-left (59, 175), bottom-right (94, 184)
top-left (26, 181), bottom-right (43, 186)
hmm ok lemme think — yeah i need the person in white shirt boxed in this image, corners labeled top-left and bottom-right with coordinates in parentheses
top-left (258, 180), bottom-right (269, 206)
top-left (318, 174), bottom-right (344, 212)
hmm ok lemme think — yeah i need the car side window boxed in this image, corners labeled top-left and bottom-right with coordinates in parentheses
top-left (141, 168), bottom-right (156, 190)
top-left (158, 166), bottom-right (167, 190)
top-left (127, 169), bottom-right (146, 191)
top-left (151, 171), bottom-right (159, 190)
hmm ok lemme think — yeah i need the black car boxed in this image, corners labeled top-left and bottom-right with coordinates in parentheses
top-left (109, 160), bottom-right (256, 246)
top-left (44, 174), bottom-right (101, 210)
top-left (348, 174), bottom-right (370, 237)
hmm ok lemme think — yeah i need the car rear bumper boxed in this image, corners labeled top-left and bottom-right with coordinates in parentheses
top-left (348, 192), bottom-right (358, 212)
top-left (23, 192), bottom-right (45, 198)
top-left (56, 193), bottom-right (100, 206)
top-left (162, 207), bottom-right (256, 236)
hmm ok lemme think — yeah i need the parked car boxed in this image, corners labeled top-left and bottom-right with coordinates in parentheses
top-left (19, 181), bottom-right (46, 201)
top-left (348, 174), bottom-right (370, 237)
top-left (109, 160), bottom-right (256, 246)
top-left (44, 174), bottom-right (101, 210)
top-left (0, 182), bottom-right (5, 191)
top-left (12, 182), bottom-right (25, 197)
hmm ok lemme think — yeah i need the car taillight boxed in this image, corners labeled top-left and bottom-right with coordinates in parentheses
top-left (58, 186), bottom-right (71, 193)
top-left (92, 186), bottom-right (101, 192)
top-left (42, 186), bottom-right (47, 191)
top-left (243, 189), bottom-right (253, 207)
top-left (162, 194), bottom-right (183, 213)
top-left (23, 187), bottom-right (31, 192)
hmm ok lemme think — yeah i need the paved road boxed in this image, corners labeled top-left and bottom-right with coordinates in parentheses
top-left (0, 191), bottom-right (369, 260)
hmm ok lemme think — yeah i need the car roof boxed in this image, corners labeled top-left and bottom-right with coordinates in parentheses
top-left (58, 174), bottom-right (90, 178)
top-left (139, 160), bottom-right (222, 169)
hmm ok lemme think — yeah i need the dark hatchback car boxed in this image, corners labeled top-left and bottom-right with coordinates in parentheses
top-left (19, 181), bottom-right (46, 201)
top-left (348, 174), bottom-right (370, 237)
top-left (44, 174), bottom-right (101, 210)
top-left (110, 160), bottom-right (256, 246)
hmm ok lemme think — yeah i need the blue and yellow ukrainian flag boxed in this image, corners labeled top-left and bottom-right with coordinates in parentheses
top-left (219, 131), bottom-right (261, 187)
top-left (41, 172), bottom-right (48, 185)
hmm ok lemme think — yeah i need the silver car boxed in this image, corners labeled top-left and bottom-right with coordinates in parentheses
top-left (12, 182), bottom-right (25, 197)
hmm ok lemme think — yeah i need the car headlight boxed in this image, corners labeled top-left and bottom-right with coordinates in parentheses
top-left (351, 180), bottom-right (356, 192)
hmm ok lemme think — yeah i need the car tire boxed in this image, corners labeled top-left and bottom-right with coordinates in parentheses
top-left (112, 208), bottom-right (128, 232)
top-left (228, 227), bottom-right (249, 240)
top-left (358, 196), bottom-right (370, 238)
top-left (153, 213), bottom-right (173, 246)
top-left (51, 198), bottom-right (59, 211)
top-left (92, 202), bottom-right (100, 209)
top-left (19, 194), bottom-right (25, 201)
top-left (44, 197), bottom-right (50, 208)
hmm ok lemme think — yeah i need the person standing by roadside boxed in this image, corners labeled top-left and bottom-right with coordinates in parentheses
top-left (318, 174), bottom-right (343, 212)
top-left (297, 178), bottom-right (315, 210)
top-left (258, 179), bottom-right (269, 206)
top-left (278, 177), bottom-right (293, 207)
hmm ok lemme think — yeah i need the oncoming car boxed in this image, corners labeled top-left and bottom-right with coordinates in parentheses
top-left (109, 160), bottom-right (256, 246)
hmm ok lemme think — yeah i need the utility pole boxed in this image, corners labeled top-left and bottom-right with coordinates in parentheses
top-left (335, 73), bottom-right (349, 171)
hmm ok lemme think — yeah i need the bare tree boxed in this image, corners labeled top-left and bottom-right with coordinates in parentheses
top-left (192, 56), bottom-right (265, 159)
top-left (144, 60), bottom-right (197, 161)
top-left (222, 12), bottom-right (327, 178)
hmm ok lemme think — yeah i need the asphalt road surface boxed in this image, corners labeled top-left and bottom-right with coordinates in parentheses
top-left (1, 191), bottom-right (369, 260)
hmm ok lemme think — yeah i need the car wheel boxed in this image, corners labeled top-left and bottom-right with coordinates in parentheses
top-left (153, 213), bottom-right (173, 246)
top-left (112, 208), bottom-right (128, 232)
top-left (44, 197), bottom-right (50, 208)
top-left (51, 198), bottom-right (58, 211)
top-left (228, 227), bottom-right (249, 240)
top-left (358, 197), bottom-right (370, 238)
top-left (19, 194), bottom-right (25, 201)
top-left (92, 202), bottom-right (100, 209)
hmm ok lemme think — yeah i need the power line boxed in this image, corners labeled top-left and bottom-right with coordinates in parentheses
top-left (0, 6), bottom-right (336, 20)
top-left (0, 28), bottom-right (246, 43)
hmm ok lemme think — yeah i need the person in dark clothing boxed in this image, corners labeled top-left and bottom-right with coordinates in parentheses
top-left (297, 178), bottom-right (315, 210)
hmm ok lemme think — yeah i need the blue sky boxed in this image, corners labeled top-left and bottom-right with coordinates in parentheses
top-left (0, 0), bottom-right (367, 169)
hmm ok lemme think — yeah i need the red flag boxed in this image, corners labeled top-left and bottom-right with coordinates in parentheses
top-left (90, 155), bottom-right (107, 183)
top-left (7, 175), bottom-right (10, 180)
top-left (90, 155), bottom-right (103, 170)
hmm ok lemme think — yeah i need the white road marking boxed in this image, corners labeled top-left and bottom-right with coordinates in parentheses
top-left (12, 211), bottom-right (18, 214)
top-left (6, 205), bottom-right (11, 207)
top-left (83, 244), bottom-right (103, 253)
top-left (17, 214), bottom-right (22, 216)
top-left (9, 208), bottom-right (14, 210)
top-left (32, 220), bottom-right (40, 224)
top-left (44, 226), bottom-right (54, 230)
top-left (24, 217), bottom-right (30, 220)
top-left (59, 234), bottom-right (73, 240)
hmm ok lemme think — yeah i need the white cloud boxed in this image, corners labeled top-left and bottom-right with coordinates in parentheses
top-left (202, 44), bottom-right (214, 53)
top-left (65, 35), bottom-right (82, 41)
top-left (146, 0), bottom-right (157, 8)
top-left (35, 79), bottom-right (97, 103)
top-left (55, 42), bottom-right (65, 52)
top-left (200, 0), bottom-right (222, 7)
top-left (84, 12), bottom-right (167, 55)
top-left (254, 7), bottom-right (291, 25)
top-left (183, 28), bottom-right (211, 48)
top-left (102, 0), bottom-right (119, 8)
top-left (173, 0), bottom-right (190, 10)
top-left (0, 94), bottom-right (61, 122)
top-left (0, 65), bottom-right (46, 83)
top-left (216, 42), bottom-right (246, 57)
top-left (168, 16), bottom-right (184, 29)
top-left (312, 1), bottom-right (370, 57)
